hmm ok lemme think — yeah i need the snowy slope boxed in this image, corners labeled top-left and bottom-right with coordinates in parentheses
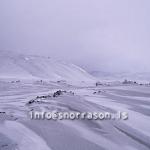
top-left (0, 51), bottom-right (94, 82)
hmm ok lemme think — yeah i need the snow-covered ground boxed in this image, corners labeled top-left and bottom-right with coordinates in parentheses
top-left (0, 79), bottom-right (150, 150)
top-left (0, 51), bottom-right (150, 150)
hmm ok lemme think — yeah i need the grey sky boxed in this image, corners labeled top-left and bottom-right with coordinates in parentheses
top-left (0, 0), bottom-right (150, 72)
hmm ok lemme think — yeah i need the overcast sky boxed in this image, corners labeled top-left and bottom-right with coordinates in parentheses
top-left (0, 0), bottom-right (150, 72)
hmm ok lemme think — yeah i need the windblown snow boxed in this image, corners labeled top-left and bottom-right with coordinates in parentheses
top-left (0, 50), bottom-right (150, 150)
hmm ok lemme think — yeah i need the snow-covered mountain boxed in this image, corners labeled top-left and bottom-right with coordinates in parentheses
top-left (0, 51), bottom-right (94, 82)
top-left (91, 70), bottom-right (150, 82)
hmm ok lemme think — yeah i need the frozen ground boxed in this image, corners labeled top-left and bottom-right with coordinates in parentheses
top-left (0, 80), bottom-right (150, 150)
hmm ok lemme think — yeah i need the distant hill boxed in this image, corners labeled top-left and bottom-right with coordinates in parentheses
top-left (91, 70), bottom-right (150, 82)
